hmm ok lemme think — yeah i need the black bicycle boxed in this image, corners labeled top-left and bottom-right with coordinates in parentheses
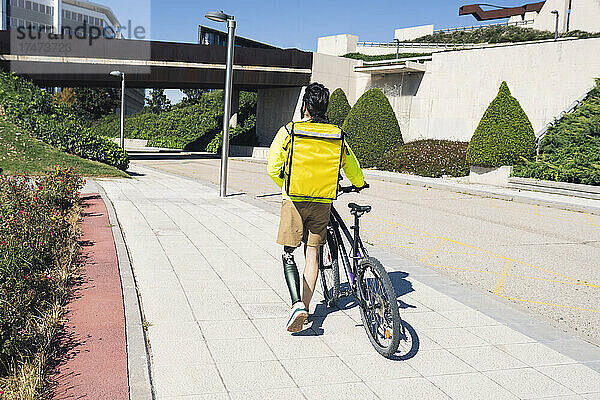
top-left (318, 184), bottom-right (402, 358)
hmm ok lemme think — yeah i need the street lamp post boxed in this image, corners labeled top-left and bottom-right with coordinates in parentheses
top-left (205, 11), bottom-right (236, 198)
top-left (551, 10), bottom-right (559, 41)
top-left (110, 70), bottom-right (126, 149)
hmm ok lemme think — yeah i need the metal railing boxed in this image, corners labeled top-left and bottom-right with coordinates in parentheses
top-left (357, 41), bottom-right (480, 49)
top-left (535, 87), bottom-right (594, 156)
top-left (434, 19), bottom-right (534, 34)
top-left (359, 55), bottom-right (433, 66)
top-left (357, 20), bottom-right (536, 49)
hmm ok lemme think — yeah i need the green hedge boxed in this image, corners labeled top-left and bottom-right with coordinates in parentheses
top-left (0, 72), bottom-right (128, 170)
top-left (378, 140), bottom-right (470, 177)
top-left (466, 81), bottom-right (535, 167)
top-left (89, 90), bottom-right (258, 152)
top-left (342, 52), bottom-right (431, 61)
top-left (410, 25), bottom-right (600, 44)
top-left (342, 88), bottom-right (403, 168)
top-left (513, 80), bottom-right (600, 185)
top-left (326, 88), bottom-right (351, 127)
top-left (206, 115), bottom-right (258, 153)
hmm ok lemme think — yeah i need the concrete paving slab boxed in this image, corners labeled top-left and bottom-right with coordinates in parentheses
top-left (535, 364), bottom-right (600, 394)
top-left (151, 339), bottom-right (213, 366)
top-left (216, 360), bottom-right (296, 392)
top-left (429, 372), bottom-right (520, 400)
top-left (339, 353), bottom-right (420, 380)
top-left (280, 356), bottom-right (361, 386)
top-left (366, 377), bottom-right (451, 399)
top-left (406, 348), bottom-right (476, 376)
top-left (206, 338), bottom-right (277, 363)
top-left (300, 382), bottom-right (378, 400)
top-left (498, 342), bottom-right (579, 367)
top-left (447, 345), bottom-right (528, 371)
top-left (484, 368), bottom-right (575, 398)
top-left (152, 363), bottom-right (225, 397)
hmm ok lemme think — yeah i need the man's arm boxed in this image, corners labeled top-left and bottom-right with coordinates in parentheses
top-left (342, 143), bottom-right (365, 188)
top-left (267, 126), bottom-right (289, 188)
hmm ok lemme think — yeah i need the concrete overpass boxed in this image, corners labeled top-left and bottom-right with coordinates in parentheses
top-left (0, 30), bottom-right (312, 90)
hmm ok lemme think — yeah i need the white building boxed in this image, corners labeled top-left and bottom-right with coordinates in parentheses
top-left (0, 0), bottom-right (120, 34)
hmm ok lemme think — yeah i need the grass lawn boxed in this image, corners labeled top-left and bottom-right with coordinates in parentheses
top-left (0, 119), bottom-right (129, 177)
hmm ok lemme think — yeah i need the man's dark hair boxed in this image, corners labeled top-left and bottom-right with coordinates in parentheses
top-left (302, 82), bottom-right (330, 123)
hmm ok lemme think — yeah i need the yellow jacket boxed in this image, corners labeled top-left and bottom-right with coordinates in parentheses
top-left (267, 122), bottom-right (365, 203)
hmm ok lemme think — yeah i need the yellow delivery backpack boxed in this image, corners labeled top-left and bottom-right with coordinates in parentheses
top-left (282, 121), bottom-right (345, 200)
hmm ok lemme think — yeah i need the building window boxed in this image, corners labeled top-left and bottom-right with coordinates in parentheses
top-left (10, 17), bottom-right (16, 27)
top-left (66, 10), bottom-right (71, 19)
top-left (32, 2), bottom-right (37, 12)
top-left (25, 1), bottom-right (31, 10)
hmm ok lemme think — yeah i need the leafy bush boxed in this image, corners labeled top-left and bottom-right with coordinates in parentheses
top-left (206, 115), bottom-right (258, 153)
top-left (0, 72), bottom-right (128, 170)
top-left (410, 25), bottom-right (600, 44)
top-left (342, 88), bottom-right (403, 167)
top-left (326, 88), bottom-right (351, 127)
top-left (343, 52), bottom-right (431, 61)
top-left (0, 167), bottom-right (82, 387)
top-left (466, 82), bottom-right (535, 167)
top-left (90, 90), bottom-right (259, 152)
top-left (513, 80), bottom-right (600, 185)
top-left (378, 140), bottom-right (470, 177)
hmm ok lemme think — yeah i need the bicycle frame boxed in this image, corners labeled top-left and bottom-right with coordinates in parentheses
top-left (327, 205), bottom-right (369, 298)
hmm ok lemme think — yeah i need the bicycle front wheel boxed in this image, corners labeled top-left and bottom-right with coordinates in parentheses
top-left (319, 231), bottom-right (340, 308)
top-left (358, 257), bottom-right (401, 358)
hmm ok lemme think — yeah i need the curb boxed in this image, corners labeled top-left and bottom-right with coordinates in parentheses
top-left (96, 182), bottom-right (154, 400)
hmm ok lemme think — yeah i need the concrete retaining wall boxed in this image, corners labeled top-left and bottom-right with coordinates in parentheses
top-left (363, 38), bottom-right (600, 143)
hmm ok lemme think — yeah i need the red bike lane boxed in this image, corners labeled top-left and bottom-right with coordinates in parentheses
top-left (52, 193), bottom-right (128, 399)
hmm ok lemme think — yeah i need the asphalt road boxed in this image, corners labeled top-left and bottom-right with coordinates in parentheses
top-left (132, 157), bottom-right (600, 346)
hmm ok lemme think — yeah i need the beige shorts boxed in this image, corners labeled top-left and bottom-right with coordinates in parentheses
top-left (276, 200), bottom-right (332, 248)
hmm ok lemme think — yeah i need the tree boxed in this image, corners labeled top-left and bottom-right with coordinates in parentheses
top-left (466, 81), bottom-right (536, 167)
top-left (181, 89), bottom-right (207, 105)
top-left (341, 88), bottom-right (403, 167)
top-left (326, 88), bottom-right (351, 127)
top-left (145, 89), bottom-right (172, 114)
top-left (55, 87), bottom-right (120, 121)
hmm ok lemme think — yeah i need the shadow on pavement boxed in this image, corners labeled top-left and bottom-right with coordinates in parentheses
top-left (295, 270), bottom-right (420, 360)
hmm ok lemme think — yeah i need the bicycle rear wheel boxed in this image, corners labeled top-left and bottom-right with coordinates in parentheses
top-left (357, 257), bottom-right (401, 358)
top-left (319, 231), bottom-right (340, 308)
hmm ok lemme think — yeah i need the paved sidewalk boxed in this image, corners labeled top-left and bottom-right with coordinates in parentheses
top-left (97, 165), bottom-right (600, 400)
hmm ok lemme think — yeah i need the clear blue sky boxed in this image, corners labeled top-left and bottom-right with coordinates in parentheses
top-left (102, 0), bottom-right (518, 51)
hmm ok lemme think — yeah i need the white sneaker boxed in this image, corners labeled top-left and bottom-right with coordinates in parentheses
top-left (286, 302), bottom-right (308, 333)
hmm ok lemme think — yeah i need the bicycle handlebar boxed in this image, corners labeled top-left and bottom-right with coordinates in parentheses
top-left (339, 183), bottom-right (370, 193)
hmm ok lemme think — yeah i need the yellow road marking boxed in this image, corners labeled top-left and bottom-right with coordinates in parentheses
top-left (493, 260), bottom-right (513, 295)
top-left (374, 216), bottom-right (594, 285)
top-left (428, 263), bottom-right (600, 289)
top-left (586, 213), bottom-right (599, 227)
top-left (497, 294), bottom-right (600, 313)
top-left (419, 239), bottom-right (445, 263)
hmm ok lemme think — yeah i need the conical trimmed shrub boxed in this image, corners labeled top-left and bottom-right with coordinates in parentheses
top-left (326, 88), bottom-right (351, 126)
top-left (342, 88), bottom-right (403, 167)
top-left (466, 82), bottom-right (536, 167)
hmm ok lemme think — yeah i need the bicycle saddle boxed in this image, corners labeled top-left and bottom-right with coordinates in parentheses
top-left (348, 203), bottom-right (371, 215)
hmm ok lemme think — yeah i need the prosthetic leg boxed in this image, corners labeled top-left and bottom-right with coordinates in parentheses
top-left (282, 246), bottom-right (308, 332)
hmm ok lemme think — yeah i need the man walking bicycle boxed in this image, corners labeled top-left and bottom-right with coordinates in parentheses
top-left (267, 82), bottom-right (366, 333)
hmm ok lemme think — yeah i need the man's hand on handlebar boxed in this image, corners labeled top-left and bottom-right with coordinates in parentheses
top-left (339, 182), bottom-right (369, 193)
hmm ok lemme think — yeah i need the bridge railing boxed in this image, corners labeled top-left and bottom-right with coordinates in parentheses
top-left (433, 19), bottom-right (534, 34)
